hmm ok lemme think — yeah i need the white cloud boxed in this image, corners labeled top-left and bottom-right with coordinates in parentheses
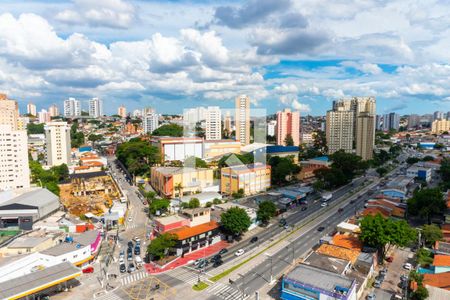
top-left (292, 99), bottom-right (311, 113)
top-left (181, 29), bottom-right (229, 66)
top-left (341, 61), bottom-right (383, 75)
top-left (274, 83), bottom-right (298, 94)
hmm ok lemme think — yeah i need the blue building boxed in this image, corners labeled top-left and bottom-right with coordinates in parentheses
top-left (281, 264), bottom-right (357, 300)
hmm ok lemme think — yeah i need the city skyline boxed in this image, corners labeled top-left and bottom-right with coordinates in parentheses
top-left (0, 0), bottom-right (449, 115)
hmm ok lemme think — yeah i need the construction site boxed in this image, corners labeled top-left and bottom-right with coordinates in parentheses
top-left (59, 171), bottom-right (122, 217)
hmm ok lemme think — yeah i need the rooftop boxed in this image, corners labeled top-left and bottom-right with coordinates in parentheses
top-left (72, 230), bottom-right (99, 246)
top-left (424, 272), bottom-right (450, 291)
top-left (284, 264), bottom-right (354, 295)
top-left (0, 188), bottom-right (58, 208)
top-left (223, 163), bottom-right (270, 173)
top-left (7, 236), bottom-right (51, 249)
top-left (41, 243), bottom-right (81, 256)
top-left (303, 252), bottom-right (350, 275)
top-left (265, 145), bottom-right (299, 153)
top-left (155, 214), bottom-right (188, 226)
top-left (182, 207), bottom-right (211, 215)
top-left (311, 156), bottom-right (329, 162)
top-left (0, 262), bottom-right (81, 299)
top-left (316, 244), bottom-right (361, 264)
top-left (433, 255), bottom-right (450, 267)
top-left (332, 234), bottom-right (363, 251)
top-left (167, 221), bottom-right (218, 240)
top-left (426, 284), bottom-right (450, 299)
top-left (435, 241), bottom-right (450, 255)
top-left (152, 167), bottom-right (209, 176)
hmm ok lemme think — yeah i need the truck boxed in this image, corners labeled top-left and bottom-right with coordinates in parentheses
top-left (321, 192), bottom-right (332, 202)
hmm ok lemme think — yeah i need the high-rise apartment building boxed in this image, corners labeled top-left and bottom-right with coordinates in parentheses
top-left (89, 97), bottom-right (103, 118)
top-left (224, 111), bottom-right (232, 137)
top-left (326, 104), bottom-right (354, 154)
top-left (118, 105), bottom-right (127, 118)
top-left (45, 122), bottom-right (71, 166)
top-left (408, 114), bottom-right (420, 128)
top-left (326, 96), bottom-right (376, 160)
top-left (27, 102), bottom-right (37, 116)
top-left (205, 106), bottom-right (221, 140)
top-left (235, 95), bottom-right (251, 145)
top-left (132, 109), bottom-right (142, 118)
top-left (434, 111), bottom-right (444, 121)
top-left (48, 104), bottom-right (59, 117)
top-left (382, 112), bottom-right (400, 131)
top-left (63, 98), bottom-right (81, 117)
top-left (0, 93), bottom-right (19, 130)
top-left (38, 109), bottom-right (51, 124)
top-left (375, 115), bottom-right (382, 131)
top-left (276, 108), bottom-right (300, 146)
top-left (142, 107), bottom-right (159, 134)
top-left (267, 120), bottom-right (276, 137)
top-left (431, 119), bottom-right (450, 134)
top-left (183, 107), bottom-right (207, 125)
top-left (0, 95), bottom-right (30, 191)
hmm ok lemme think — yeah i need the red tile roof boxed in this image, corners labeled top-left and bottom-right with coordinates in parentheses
top-left (423, 272), bottom-right (450, 290)
top-left (332, 234), bottom-right (363, 251)
top-left (167, 221), bottom-right (219, 240)
top-left (361, 207), bottom-right (390, 218)
top-left (433, 255), bottom-right (450, 267)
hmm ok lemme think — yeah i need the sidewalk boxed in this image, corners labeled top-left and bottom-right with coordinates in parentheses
top-left (143, 240), bottom-right (228, 274)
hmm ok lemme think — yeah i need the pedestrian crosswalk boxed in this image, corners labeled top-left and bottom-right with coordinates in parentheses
top-left (95, 291), bottom-right (123, 300)
top-left (206, 282), bottom-right (250, 300)
top-left (165, 266), bottom-right (211, 286)
top-left (120, 270), bottom-right (149, 286)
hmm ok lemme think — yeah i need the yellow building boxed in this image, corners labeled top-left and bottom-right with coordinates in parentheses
top-left (431, 119), bottom-right (450, 134)
top-left (150, 167), bottom-right (214, 198)
top-left (220, 163), bottom-right (271, 196)
top-left (203, 140), bottom-right (241, 160)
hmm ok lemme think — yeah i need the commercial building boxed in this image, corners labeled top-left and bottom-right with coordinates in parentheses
top-left (203, 140), bottom-right (241, 160)
top-left (151, 136), bottom-right (203, 162)
top-left (267, 120), bottom-right (276, 137)
top-left (0, 125), bottom-right (30, 191)
top-left (276, 108), bottom-right (300, 146)
top-left (0, 93), bottom-right (19, 130)
top-left (432, 119), bottom-right (450, 134)
top-left (45, 121), bottom-right (71, 166)
top-left (63, 97), bottom-right (81, 118)
top-left (142, 107), bottom-right (159, 134)
top-left (220, 163), bottom-right (271, 196)
top-left (150, 167), bottom-right (214, 198)
top-left (406, 166), bottom-right (432, 182)
top-left (27, 102), bottom-right (37, 116)
top-left (235, 95), bottom-right (251, 145)
top-left (48, 104), bottom-right (59, 117)
top-left (205, 106), bottom-right (221, 140)
top-left (281, 264), bottom-right (357, 300)
top-left (0, 188), bottom-right (60, 229)
top-left (118, 105), bottom-right (126, 118)
top-left (88, 97), bottom-right (103, 118)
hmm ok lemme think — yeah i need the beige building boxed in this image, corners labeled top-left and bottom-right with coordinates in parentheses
top-left (38, 109), bottom-right (51, 124)
top-left (118, 105), bottom-right (127, 118)
top-left (150, 167), bottom-right (214, 198)
top-left (276, 108), bottom-right (300, 146)
top-left (45, 122), bottom-right (71, 166)
top-left (0, 236), bottom-right (55, 256)
top-left (48, 104), bottom-right (59, 117)
top-left (0, 93), bottom-right (19, 130)
top-left (235, 95), bottom-right (251, 145)
top-left (220, 163), bottom-right (271, 196)
top-left (224, 111), bottom-right (232, 136)
top-left (203, 140), bottom-right (241, 160)
top-left (17, 116), bottom-right (29, 131)
top-left (356, 112), bottom-right (375, 160)
top-left (431, 119), bottom-right (450, 134)
top-left (205, 106), bottom-right (221, 140)
top-left (27, 102), bottom-right (36, 117)
top-left (326, 107), bottom-right (354, 154)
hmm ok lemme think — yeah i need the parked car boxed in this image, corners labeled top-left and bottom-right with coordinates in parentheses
top-left (367, 293), bottom-right (376, 300)
top-left (133, 237), bottom-right (140, 243)
top-left (135, 256), bottom-right (143, 267)
top-left (194, 259), bottom-right (204, 266)
top-left (317, 226), bottom-right (325, 232)
top-left (321, 202), bottom-right (328, 207)
top-left (210, 255), bottom-right (221, 263)
top-left (119, 257), bottom-right (124, 264)
top-left (400, 274), bottom-right (408, 282)
top-left (128, 263), bottom-right (136, 273)
top-left (213, 259), bottom-right (223, 268)
top-left (82, 266), bottom-right (94, 273)
top-left (284, 224), bottom-right (289, 230)
top-left (197, 260), bottom-right (208, 269)
top-left (235, 249), bottom-right (245, 256)
top-left (380, 268), bottom-right (387, 276)
top-left (127, 252), bottom-right (133, 261)
top-left (119, 250), bottom-right (125, 259)
top-left (250, 236), bottom-right (258, 243)
top-left (127, 241), bottom-right (133, 248)
top-left (279, 218), bottom-right (287, 226)
top-left (338, 208), bottom-right (344, 213)
top-left (120, 263), bottom-right (126, 273)
top-left (301, 206), bottom-right (307, 211)
top-left (403, 263), bottom-right (412, 270)
top-left (349, 200), bottom-right (356, 204)
top-left (374, 280), bottom-right (381, 288)
top-left (219, 248), bottom-right (228, 255)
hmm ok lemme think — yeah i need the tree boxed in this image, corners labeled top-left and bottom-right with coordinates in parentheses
top-left (149, 198), bottom-right (170, 215)
top-left (188, 198), bottom-right (200, 209)
top-left (70, 122), bottom-right (85, 148)
top-left (184, 156), bottom-right (208, 168)
top-left (422, 155), bottom-right (434, 162)
top-left (376, 167), bottom-right (388, 177)
top-left (268, 156), bottom-right (301, 185)
top-left (330, 150), bottom-right (367, 180)
top-left (116, 138), bottom-right (160, 177)
top-left (257, 201), bottom-right (277, 224)
top-left (27, 123), bottom-right (44, 134)
top-left (220, 207), bottom-right (251, 236)
top-left (232, 188), bottom-right (245, 199)
top-left (359, 214), bottom-right (416, 260)
top-left (312, 130), bottom-right (328, 154)
top-left (406, 157), bottom-right (420, 165)
top-left (416, 248), bottom-right (433, 266)
top-left (411, 286), bottom-right (429, 300)
top-left (51, 164), bottom-right (69, 182)
top-left (408, 188), bottom-right (446, 224)
top-left (284, 134), bottom-right (294, 146)
top-left (88, 134), bottom-right (104, 148)
top-left (151, 124), bottom-right (183, 137)
top-left (218, 153), bottom-right (253, 168)
top-left (174, 183), bottom-right (183, 197)
top-left (421, 224), bottom-right (443, 247)
top-left (147, 233), bottom-right (177, 260)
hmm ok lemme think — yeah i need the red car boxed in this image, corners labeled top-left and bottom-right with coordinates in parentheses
top-left (386, 256), bottom-right (394, 262)
top-left (82, 266), bottom-right (94, 273)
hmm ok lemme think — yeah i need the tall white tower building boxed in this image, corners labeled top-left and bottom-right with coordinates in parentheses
top-left (205, 106), bottom-right (221, 140)
top-left (142, 108), bottom-right (159, 134)
top-left (89, 97), bottom-right (103, 118)
top-left (64, 98), bottom-right (81, 117)
top-left (235, 95), bottom-right (251, 145)
top-left (27, 102), bottom-right (37, 117)
top-left (45, 122), bottom-right (71, 166)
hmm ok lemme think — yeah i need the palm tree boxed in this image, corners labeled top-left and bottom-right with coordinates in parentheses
top-left (175, 183), bottom-right (183, 198)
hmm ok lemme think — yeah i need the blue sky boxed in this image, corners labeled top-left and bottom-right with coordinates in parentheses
top-left (0, 0), bottom-right (449, 116)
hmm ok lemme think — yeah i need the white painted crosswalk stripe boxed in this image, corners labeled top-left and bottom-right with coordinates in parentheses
top-left (120, 270), bottom-right (149, 286)
top-left (206, 282), bottom-right (249, 300)
top-left (165, 267), bottom-right (209, 286)
top-left (95, 291), bottom-right (123, 300)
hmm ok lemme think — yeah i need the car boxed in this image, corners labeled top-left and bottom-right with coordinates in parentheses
top-left (374, 280), bottom-right (381, 288)
top-left (301, 206), bottom-right (307, 211)
top-left (250, 236), bottom-right (258, 243)
top-left (193, 259), bottom-right (204, 266)
top-left (127, 247), bottom-right (132, 254)
top-left (391, 295), bottom-right (402, 300)
top-left (134, 247), bottom-right (140, 255)
top-left (119, 257), bottom-right (125, 264)
top-left (279, 218), bottom-right (287, 226)
top-left (119, 263), bottom-right (126, 273)
top-left (349, 200), bottom-right (355, 204)
top-left (380, 268), bottom-right (387, 276)
top-left (235, 249), bottom-right (245, 256)
top-left (197, 260), bottom-right (208, 269)
top-left (119, 250), bottom-right (125, 259)
top-left (82, 266), bottom-right (94, 273)
top-left (133, 237), bottom-right (140, 243)
top-left (321, 202), bottom-right (328, 207)
top-left (403, 263), bottom-right (412, 270)
top-left (128, 217), bottom-right (133, 222)
top-left (338, 208), bottom-right (344, 213)
top-left (218, 248), bottom-right (228, 255)
top-left (284, 224), bottom-right (289, 230)
top-left (213, 259), bottom-right (223, 268)
top-left (376, 275), bottom-right (385, 282)
top-left (210, 254), bottom-right (222, 263)
top-left (127, 241), bottom-right (133, 248)
top-left (317, 226), bottom-right (325, 232)
top-left (127, 252), bottom-right (133, 261)
top-left (386, 256), bottom-right (394, 262)
top-left (367, 293), bottom-right (376, 300)
top-left (128, 263), bottom-right (136, 272)
top-left (400, 274), bottom-right (408, 282)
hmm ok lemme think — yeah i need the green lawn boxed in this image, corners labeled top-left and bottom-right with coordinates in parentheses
top-left (192, 281), bottom-right (209, 291)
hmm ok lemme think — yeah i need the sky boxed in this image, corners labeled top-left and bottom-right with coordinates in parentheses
top-left (0, 0), bottom-right (450, 116)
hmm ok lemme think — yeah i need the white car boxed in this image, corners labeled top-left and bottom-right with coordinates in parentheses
top-left (133, 237), bottom-right (140, 243)
top-left (235, 249), bottom-right (245, 256)
top-left (321, 202), bottom-right (328, 207)
top-left (403, 263), bottom-right (412, 270)
top-left (128, 217), bottom-right (132, 222)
